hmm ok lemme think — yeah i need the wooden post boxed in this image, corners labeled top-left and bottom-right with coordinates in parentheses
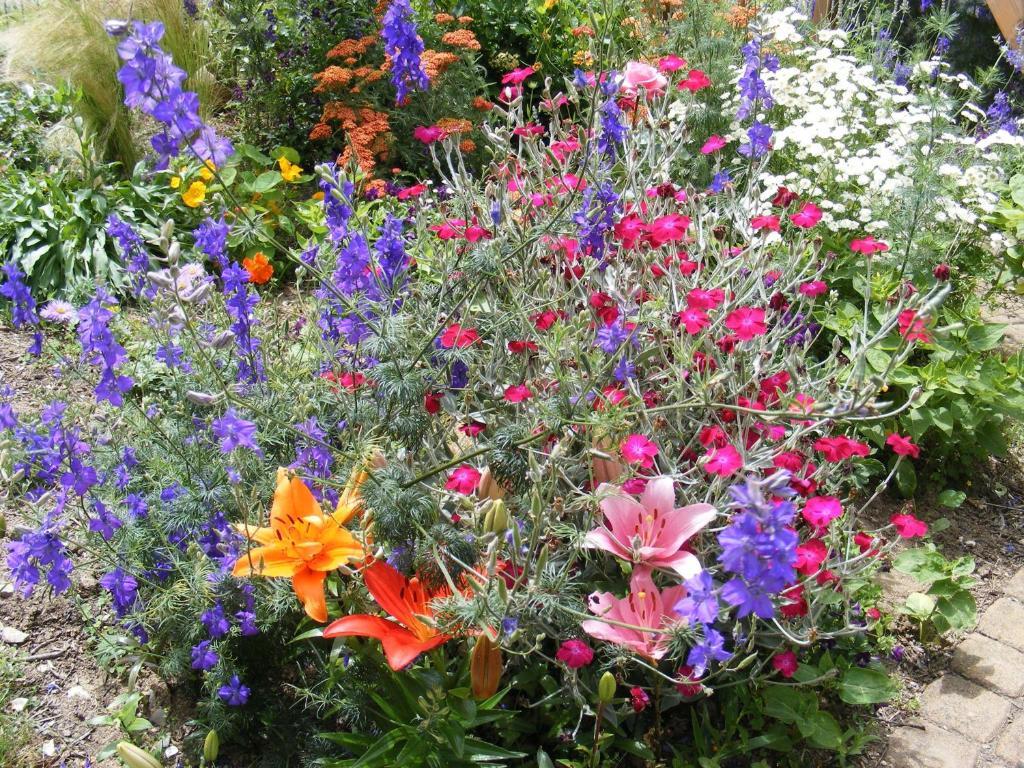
top-left (812, 0), bottom-right (832, 24)
top-left (988, 0), bottom-right (1024, 48)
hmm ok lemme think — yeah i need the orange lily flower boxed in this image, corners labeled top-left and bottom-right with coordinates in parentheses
top-left (233, 469), bottom-right (364, 623)
top-left (323, 560), bottom-right (451, 670)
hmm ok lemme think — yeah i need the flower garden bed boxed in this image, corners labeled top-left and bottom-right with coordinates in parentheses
top-left (2, 2), bottom-right (1024, 767)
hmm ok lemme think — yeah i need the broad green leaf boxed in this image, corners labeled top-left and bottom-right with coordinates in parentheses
top-left (797, 710), bottom-right (843, 750)
top-left (937, 490), bottom-right (967, 508)
top-left (250, 170), bottom-right (283, 194)
top-left (839, 667), bottom-right (898, 705)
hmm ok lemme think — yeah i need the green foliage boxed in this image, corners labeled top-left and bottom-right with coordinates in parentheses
top-left (0, 648), bottom-right (31, 768)
top-left (894, 543), bottom-right (978, 638)
top-left (1, 0), bottom-right (219, 169)
top-left (320, 667), bottom-right (522, 767)
top-left (0, 126), bottom-right (175, 297)
top-left (208, 0), bottom-right (365, 155)
top-left (0, 81), bottom-right (73, 171)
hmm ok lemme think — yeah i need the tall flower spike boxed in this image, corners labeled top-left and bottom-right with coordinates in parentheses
top-left (381, 0), bottom-right (429, 104)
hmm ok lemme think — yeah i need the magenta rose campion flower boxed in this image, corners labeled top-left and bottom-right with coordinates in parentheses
top-left (555, 639), bottom-right (594, 668)
top-left (622, 61), bottom-right (669, 98)
top-left (584, 476), bottom-right (716, 578)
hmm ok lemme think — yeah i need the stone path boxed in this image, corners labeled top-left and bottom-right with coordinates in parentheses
top-left (885, 568), bottom-right (1024, 767)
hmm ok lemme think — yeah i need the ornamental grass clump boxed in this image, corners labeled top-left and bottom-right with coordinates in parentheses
top-left (0, 7), bottom-right (978, 765)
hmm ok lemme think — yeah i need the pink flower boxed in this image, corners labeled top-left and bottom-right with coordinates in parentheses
top-left (464, 225), bottom-right (490, 242)
top-left (581, 568), bottom-right (687, 661)
top-left (802, 496), bottom-right (843, 530)
top-left (620, 434), bottom-right (659, 469)
top-left (850, 235), bottom-right (890, 255)
top-left (584, 476), bottom-right (716, 578)
top-left (444, 465), bottom-right (481, 495)
top-left (891, 513), bottom-right (928, 538)
top-left (751, 214), bottom-right (781, 232)
top-left (898, 309), bottom-right (931, 343)
top-left (677, 308), bottom-right (709, 335)
top-left (504, 384), bottom-right (533, 403)
top-left (439, 323), bottom-right (480, 349)
top-left (413, 125), bottom-right (445, 144)
top-left (700, 135), bottom-right (727, 154)
top-left (647, 214), bottom-right (690, 246)
top-left (687, 287), bottom-right (725, 310)
top-left (789, 202), bottom-right (822, 228)
top-left (622, 61), bottom-right (668, 98)
top-left (813, 436), bottom-right (870, 462)
top-left (675, 666), bottom-right (703, 696)
top-left (499, 85), bottom-right (522, 102)
top-left (794, 539), bottom-right (827, 575)
top-left (512, 123), bottom-right (545, 137)
top-left (501, 66), bottom-right (535, 85)
top-left (724, 307), bottom-right (767, 341)
top-left (678, 69), bottom-right (712, 92)
top-left (772, 650), bottom-right (799, 678)
top-left (629, 686), bottom-right (650, 712)
top-left (799, 280), bottom-right (828, 298)
top-left (704, 444), bottom-right (743, 476)
top-left (886, 433), bottom-right (920, 458)
top-left (614, 213), bottom-right (647, 249)
top-left (555, 639), bottom-right (594, 668)
top-left (658, 54), bottom-right (686, 73)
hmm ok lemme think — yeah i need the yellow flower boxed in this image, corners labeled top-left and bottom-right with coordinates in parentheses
top-left (542, 0), bottom-right (558, 9)
top-left (170, 176), bottom-right (181, 189)
top-left (199, 160), bottom-right (216, 182)
top-left (182, 181), bottom-right (207, 208)
top-left (278, 156), bottom-right (303, 182)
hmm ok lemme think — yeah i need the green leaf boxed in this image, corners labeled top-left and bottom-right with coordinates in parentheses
top-left (797, 710), bottom-right (843, 750)
top-left (839, 667), bottom-right (898, 705)
top-left (250, 171), bottom-right (283, 194)
top-left (937, 490), bottom-right (966, 508)
top-left (895, 460), bottom-right (917, 497)
top-left (902, 592), bottom-right (936, 619)
top-left (964, 323), bottom-right (1005, 352)
top-left (762, 686), bottom-right (814, 724)
top-left (934, 590), bottom-right (976, 632)
top-left (536, 749), bottom-right (556, 768)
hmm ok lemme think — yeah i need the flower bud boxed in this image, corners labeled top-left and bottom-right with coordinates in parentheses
top-left (203, 729), bottom-right (219, 763)
top-left (116, 742), bottom-right (162, 768)
top-left (932, 263), bottom-right (950, 281)
top-left (598, 671), bottom-right (616, 704)
top-left (470, 634), bottom-right (503, 700)
top-left (209, 330), bottom-right (236, 349)
top-left (484, 499), bottom-right (508, 533)
top-left (185, 390), bottom-right (220, 407)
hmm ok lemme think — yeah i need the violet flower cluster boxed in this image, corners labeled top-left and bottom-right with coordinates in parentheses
top-left (380, 0), bottom-right (429, 104)
top-left (108, 20), bottom-right (232, 169)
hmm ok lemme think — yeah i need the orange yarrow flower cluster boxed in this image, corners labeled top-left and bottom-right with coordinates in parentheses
top-left (233, 469), bottom-right (365, 622)
top-left (441, 29), bottom-right (481, 51)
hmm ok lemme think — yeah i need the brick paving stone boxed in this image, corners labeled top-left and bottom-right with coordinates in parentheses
top-left (951, 633), bottom-right (1024, 697)
top-left (978, 597), bottom-right (1024, 653)
top-left (1005, 569), bottom-right (1024, 603)
top-left (996, 714), bottom-right (1024, 765)
top-left (886, 722), bottom-right (979, 768)
top-left (919, 674), bottom-right (1011, 742)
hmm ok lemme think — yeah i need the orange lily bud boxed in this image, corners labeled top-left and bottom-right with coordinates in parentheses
top-left (470, 634), bottom-right (503, 700)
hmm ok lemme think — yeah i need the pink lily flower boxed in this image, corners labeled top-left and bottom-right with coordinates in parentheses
top-left (581, 567), bottom-right (687, 661)
top-left (584, 477), bottom-right (716, 578)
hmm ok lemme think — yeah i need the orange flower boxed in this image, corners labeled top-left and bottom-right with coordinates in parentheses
top-left (421, 50), bottom-right (459, 80)
top-left (434, 11), bottom-right (455, 23)
top-left (323, 560), bottom-right (451, 670)
top-left (459, 139), bottom-right (477, 153)
top-left (441, 29), bottom-right (481, 50)
top-left (472, 95), bottom-right (494, 111)
top-left (309, 123), bottom-right (333, 141)
top-left (233, 469), bottom-right (365, 622)
top-left (242, 252), bottom-right (274, 284)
